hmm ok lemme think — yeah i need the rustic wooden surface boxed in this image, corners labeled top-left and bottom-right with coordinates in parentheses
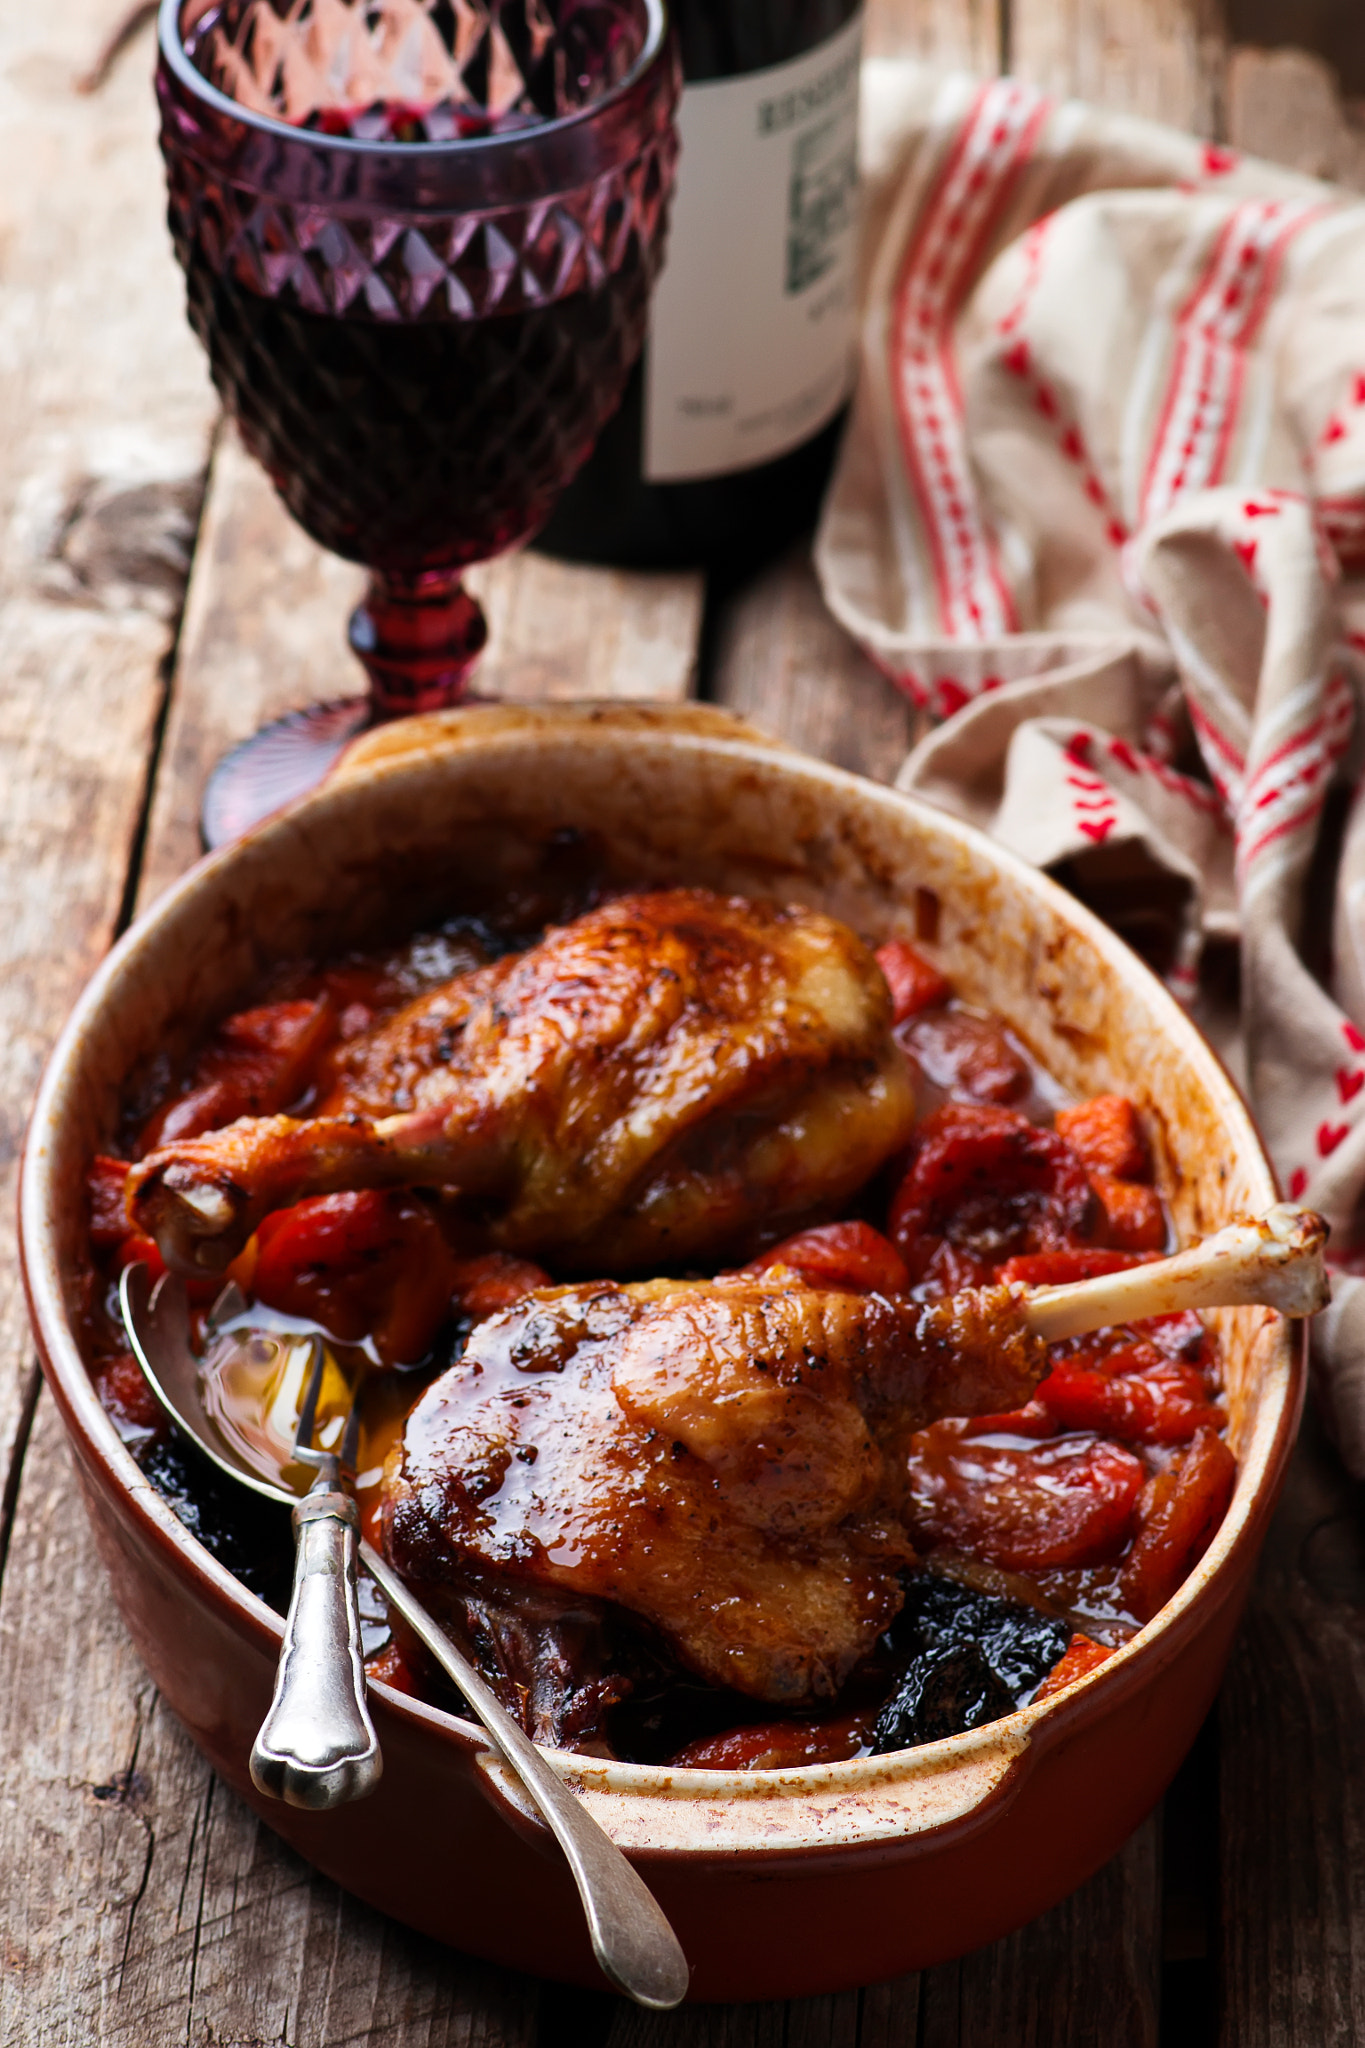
top-left (2, 0), bottom-right (1364, 2041)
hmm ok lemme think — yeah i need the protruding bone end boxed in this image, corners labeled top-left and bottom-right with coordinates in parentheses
top-left (1257, 1204), bottom-right (1331, 1316)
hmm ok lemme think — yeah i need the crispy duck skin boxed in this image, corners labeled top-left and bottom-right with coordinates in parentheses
top-left (126, 889), bottom-right (917, 1275)
top-left (380, 1275), bottom-right (1047, 1716)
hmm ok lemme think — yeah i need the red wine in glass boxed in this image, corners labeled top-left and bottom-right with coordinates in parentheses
top-left (156, 0), bottom-right (678, 846)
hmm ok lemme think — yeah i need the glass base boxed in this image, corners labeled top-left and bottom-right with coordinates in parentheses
top-left (201, 697), bottom-right (372, 850)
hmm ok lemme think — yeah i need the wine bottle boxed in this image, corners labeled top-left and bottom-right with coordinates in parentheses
top-left (537, 0), bottom-right (864, 572)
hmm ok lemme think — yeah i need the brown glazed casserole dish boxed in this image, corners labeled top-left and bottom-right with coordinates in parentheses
top-left (19, 702), bottom-right (1301, 2001)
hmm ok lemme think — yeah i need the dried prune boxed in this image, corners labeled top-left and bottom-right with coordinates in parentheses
top-left (870, 1576), bottom-right (1070, 1753)
top-left (138, 1432), bottom-right (291, 1610)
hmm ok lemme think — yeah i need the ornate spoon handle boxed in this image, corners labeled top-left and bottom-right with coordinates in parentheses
top-left (250, 1488), bottom-right (382, 1810)
top-left (359, 1539), bottom-right (688, 2010)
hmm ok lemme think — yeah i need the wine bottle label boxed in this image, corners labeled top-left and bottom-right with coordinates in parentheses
top-left (643, 12), bottom-right (863, 484)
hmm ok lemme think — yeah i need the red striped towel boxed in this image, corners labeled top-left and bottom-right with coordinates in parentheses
top-left (817, 66), bottom-right (1365, 1465)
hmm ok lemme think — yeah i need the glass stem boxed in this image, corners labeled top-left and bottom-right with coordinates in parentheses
top-left (347, 569), bottom-right (488, 720)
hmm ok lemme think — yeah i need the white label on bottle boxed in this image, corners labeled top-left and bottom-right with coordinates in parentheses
top-left (643, 12), bottom-right (863, 484)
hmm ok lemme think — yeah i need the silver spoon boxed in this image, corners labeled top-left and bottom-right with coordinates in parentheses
top-left (119, 1262), bottom-right (690, 2011)
top-left (250, 1329), bottom-right (382, 1809)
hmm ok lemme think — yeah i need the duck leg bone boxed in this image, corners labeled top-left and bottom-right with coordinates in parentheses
top-left (1022, 1204), bottom-right (1330, 1345)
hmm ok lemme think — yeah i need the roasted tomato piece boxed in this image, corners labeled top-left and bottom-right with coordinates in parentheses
top-left (251, 1190), bottom-right (455, 1367)
top-left (88, 1155), bottom-right (132, 1247)
top-left (889, 1103), bottom-right (1097, 1289)
top-left (744, 1222), bottom-right (910, 1294)
top-left (875, 938), bottom-right (951, 1022)
top-left (448, 1252), bottom-right (551, 1320)
top-left (94, 1349), bottom-right (164, 1436)
top-left (899, 1009), bottom-right (1030, 1104)
top-left (967, 1321), bottom-right (1219, 1445)
top-left (668, 1709), bottom-right (871, 1770)
top-left (1033, 1633), bottom-right (1114, 1702)
top-left (904, 1422), bottom-right (1146, 1571)
top-left (1091, 1175), bottom-right (1166, 1251)
top-left (999, 1248), bottom-right (1206, 1362)
top-left (138, 997), bottom-right (336, 1152)
top-left (1055, 1096), bottom-right (1150, 1181)
top-left (998, 1247), bottom-right (1153, 1289)
top-left (1119, 1427), bottom-right (1236, 1622)
top-left (1030, 1348), bottom-right (1221, 1445)
top-left (364, 1635), bottom-right (428, 1699)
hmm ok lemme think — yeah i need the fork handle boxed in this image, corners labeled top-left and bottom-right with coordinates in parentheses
top-left (249, 1490), bottom-right (382, 1810)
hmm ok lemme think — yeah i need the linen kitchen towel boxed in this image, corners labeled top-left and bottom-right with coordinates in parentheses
top-left (817, 65), bottom-right (1365, 1465)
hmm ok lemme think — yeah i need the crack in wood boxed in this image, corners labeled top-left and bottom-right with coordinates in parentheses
top-left (184, 1777), bottom-right (217, 2046)
top-left (111, 1691), bottom-right (158, 1992)
top-left (0, 1364), bottom-right (42, 1598)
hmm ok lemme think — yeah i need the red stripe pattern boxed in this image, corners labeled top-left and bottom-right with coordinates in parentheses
top-left (1140, 200), bottom-right (1325, 524)
top-left (889, 80), bottom-right (1050, 644)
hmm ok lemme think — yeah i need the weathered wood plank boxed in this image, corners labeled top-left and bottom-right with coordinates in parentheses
top-left (707, 545), bottom-right (917, 782)
top-left (1217, 1410), bottom-right (1365, 2046)
top-left (927, 1825), bottom-right (1162, 2048)
top-left (138, 431), bottom-right (703, 905)
top-left (1008, 0), bottom-right (1227, 133)
top-left (602, 1993), bottom-right (861, 2047)
top-left (472, 548), bottom-right (702, 708)
top-left (0, 0), bottom-right (215, 1523)
top-left (865, 0), bottom-right (1002, 74)
top-left (1225, 44), bottom-right (1365, 186)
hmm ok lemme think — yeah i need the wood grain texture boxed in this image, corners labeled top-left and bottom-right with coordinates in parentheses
top-left (707, 545), bottom-right (917, 782)
top-left (1008, 0), bottom-right (1227, 133)
top-left (0, 0), bottom-right (214, 1494)
top-left (1217, 1410), bottom-right (1365, 2046)
top-left (865, 0), bottom-right (1002, 74)
top-left (1225, 44), bottom-right (1365, 185)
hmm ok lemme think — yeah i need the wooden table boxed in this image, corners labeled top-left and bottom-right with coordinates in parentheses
top-left (2, 2), bottom-right (1364, 2040)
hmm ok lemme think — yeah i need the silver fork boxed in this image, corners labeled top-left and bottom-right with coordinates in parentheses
top-left (247, 1335), bottom-right (382, 1810)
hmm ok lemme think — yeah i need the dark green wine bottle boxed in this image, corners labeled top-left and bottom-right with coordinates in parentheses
top-left (538, 0), bottom-right (864, 572)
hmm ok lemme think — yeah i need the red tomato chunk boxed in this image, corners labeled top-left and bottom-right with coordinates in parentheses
top-left (997, 1248), bottom-right (1153, 1288)
top-left (1041, 1348), bottom-right (1218, 1443)
top-left (745, 1221), bottom-right (910, 1294)
top-left (138, 998), bottom-right (337, 1152)
top-left (668, 1710), bottom-right (871, 1770)
top-left (1091, 1174), bottom-right (1166, 1251)
top-left (899, 1009), bottom-right (1030, 1104)
top-left (889, 1102), bottom-right (1097, 1289)
top-left (875, 938), bottom-right (951, 1022)
top-left (904, 1423), bottom-right (1146, 1570)
top-left (95, 1349), bottom-right (163, 1436)
top-left (252, 1190), bottom-right (454, 1367)
top-left (448, 1252), bottom-right (552, 1320)
top-left (1119, 1427), bottom-right (1236, 1622)
top-left (1055, 1095), bottom-right (1150, 1181)
top-left (88, 1154), bottom-right (132, 1247)
top-left (1033, 1633), bottom-right (1114, 1702)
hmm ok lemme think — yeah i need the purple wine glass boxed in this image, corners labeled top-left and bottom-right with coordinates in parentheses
top-left (156, 0), bottom-right (678, 846)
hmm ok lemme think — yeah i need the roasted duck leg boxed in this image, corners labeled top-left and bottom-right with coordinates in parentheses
top-left (380, 1211), bottom-right (1327, 1743)
top-left (127, 890), bottom-right (916, 1275)
top-left (381, 1273), bottom-right (1050, 1720)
